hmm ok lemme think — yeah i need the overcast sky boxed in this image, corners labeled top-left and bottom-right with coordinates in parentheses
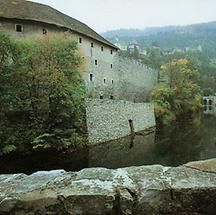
top-left (30, 0), bottom-right (216, 33)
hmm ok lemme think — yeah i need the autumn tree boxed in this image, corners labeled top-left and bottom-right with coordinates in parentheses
top-left (151, 59), bottom-right (202, 125)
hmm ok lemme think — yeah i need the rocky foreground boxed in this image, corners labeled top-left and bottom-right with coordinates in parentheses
top-left (0, 159), bottom-right (216, 215)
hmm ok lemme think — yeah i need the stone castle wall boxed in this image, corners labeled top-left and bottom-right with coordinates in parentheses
top-left (83, 52), bottom-right (159, 102)
top-left (0, 18), bottom-right (158, 102)
top-left (78, 35), bottom-right (117, 100)
top-left (0, 17), bottom-right (158, 144)
top-left (85, 99), bottom-right (155, 144)
top-left (114, 55), bottom-right (158, 102)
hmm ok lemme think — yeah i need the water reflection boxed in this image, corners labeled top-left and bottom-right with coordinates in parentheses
top-left (0, 115), bottom-right (216, 174)
top-left (88, 131), bottom-right (156, 168)
top-left (88, 115), bottom-right (216, 168)
top-left (153, 115), bottom-right (216, 166)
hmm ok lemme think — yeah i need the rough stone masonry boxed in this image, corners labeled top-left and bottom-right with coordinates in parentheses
top-left (85, 99), bottom-right (156, 144)
top-left (0, 158), bottom-right (216, 215)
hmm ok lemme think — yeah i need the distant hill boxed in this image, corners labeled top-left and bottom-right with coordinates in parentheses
top-left (102, 21), bottom-right (216, 58)
top-left (102, 25), bottom-right (190, 38)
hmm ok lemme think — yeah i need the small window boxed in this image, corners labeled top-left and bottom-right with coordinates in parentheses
top-left (100, 95), bottom-right (103, 99)
top-left (111, 50), bottom-right (113, 54)
top-left (209, 100), bottom-right (213, 106)
top-left (91, 42), bottom-right (94, 48)
top-left (111, 64), bottom-right (113, 69)
top-left (112, 80), bottom-right (114, 84)
top-left (101, 46), bottom-right (104, 51)
top-left (104, 79), bottom-right (106, 84)
top-left (204, 105), bottom-right (207, 111)
top-left (79, 37), bottom-right (82, 43)
top-left (95, 60), bottom-right (98, 65)
top-left (90, 74), bottom-right (93, 81)
top-left (15, 24), bottom-right (23, 32)
top-left (110, 95), bottom-right (114, 100)
top-left (203, 99), bottom-right (207, 105)
top-left (42, 28), bottom-right (47, 35)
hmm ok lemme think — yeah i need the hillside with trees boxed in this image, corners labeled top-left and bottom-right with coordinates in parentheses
top-left (103, 21), bottom-right (216, 58)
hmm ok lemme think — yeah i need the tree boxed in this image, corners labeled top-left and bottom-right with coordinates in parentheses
top-left (142, 46), bottom-right (164, 69)
top-left (151, 59), bottom-right (202, 125)
top-left (0, 32), bottom-right (86, 155)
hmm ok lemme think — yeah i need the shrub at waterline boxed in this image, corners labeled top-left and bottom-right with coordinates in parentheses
top-left (0, 32), bottom-right (86, 155)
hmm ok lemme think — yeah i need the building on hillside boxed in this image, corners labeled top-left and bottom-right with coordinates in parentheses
top-left (0, 0), bottom-right (120, 100)
top-left (0, 0), bottom-right (158, 144)
top-left (203, 96), bottom-right (216, 115)
top-left (127, 41), bottom-right (140, 55)
top-left (163, 48), bottom-right (184, 56)
top-left (140, 49), bottom-right (147, 56)
top-left (185, 45), bottom-right (202, 52)
top-left (0, 0), bottom-right (158, 103)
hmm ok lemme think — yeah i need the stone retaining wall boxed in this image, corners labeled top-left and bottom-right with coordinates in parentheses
top-left (0, 159), bottom-right (216, 214)
top-left (85, 99), bottom-right (156, 144)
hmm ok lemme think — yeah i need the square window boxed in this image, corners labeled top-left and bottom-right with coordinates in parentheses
top-left (110, 95), bottom-right (114, 100)
top-left (79, 37), bottom-right (82, 43)
top-left (91, 42), bottom-right (94, 48)
top-left (95, 60), bottom-right (98, 65)
top-left (43, 29), bottom-right (47, 35)
top-left (15, 24), bottom-right (23, 32)
top-left (100, 95), bottom-right (103, 99)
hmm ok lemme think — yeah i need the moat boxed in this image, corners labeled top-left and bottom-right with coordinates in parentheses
top-left (0, 114), bottom-right (216, 174)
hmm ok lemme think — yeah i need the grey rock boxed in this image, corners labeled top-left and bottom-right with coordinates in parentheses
top-left (0, 159), bottom-right (216, 214)
top-left (86, 99), bottom-right (156, 144)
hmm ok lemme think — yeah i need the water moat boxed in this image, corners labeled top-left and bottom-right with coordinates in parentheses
top-left (0, 114), bottom-right (216, 174)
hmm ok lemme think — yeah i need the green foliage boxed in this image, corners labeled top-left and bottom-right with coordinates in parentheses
top-left (0, 31), bottom-right (17, 70)
top-left (31, 128), bottom-right (80, 150)
top-left (166, 49), bottom-right (216, 92)
top-left (0, 32), bottom-right (86, 155)
top-left (150, 85), bottom-right (176, 124)
top-left (151, 59), bottom-right (202, 125)
top-left (32, 133), bottom-right (54, 145)
top-left (203, 88), bottom-right (214, 96)
top-left (142, 46), bottom-right (164, 69)
top-left (2, 145), bottom-right (17, 154)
